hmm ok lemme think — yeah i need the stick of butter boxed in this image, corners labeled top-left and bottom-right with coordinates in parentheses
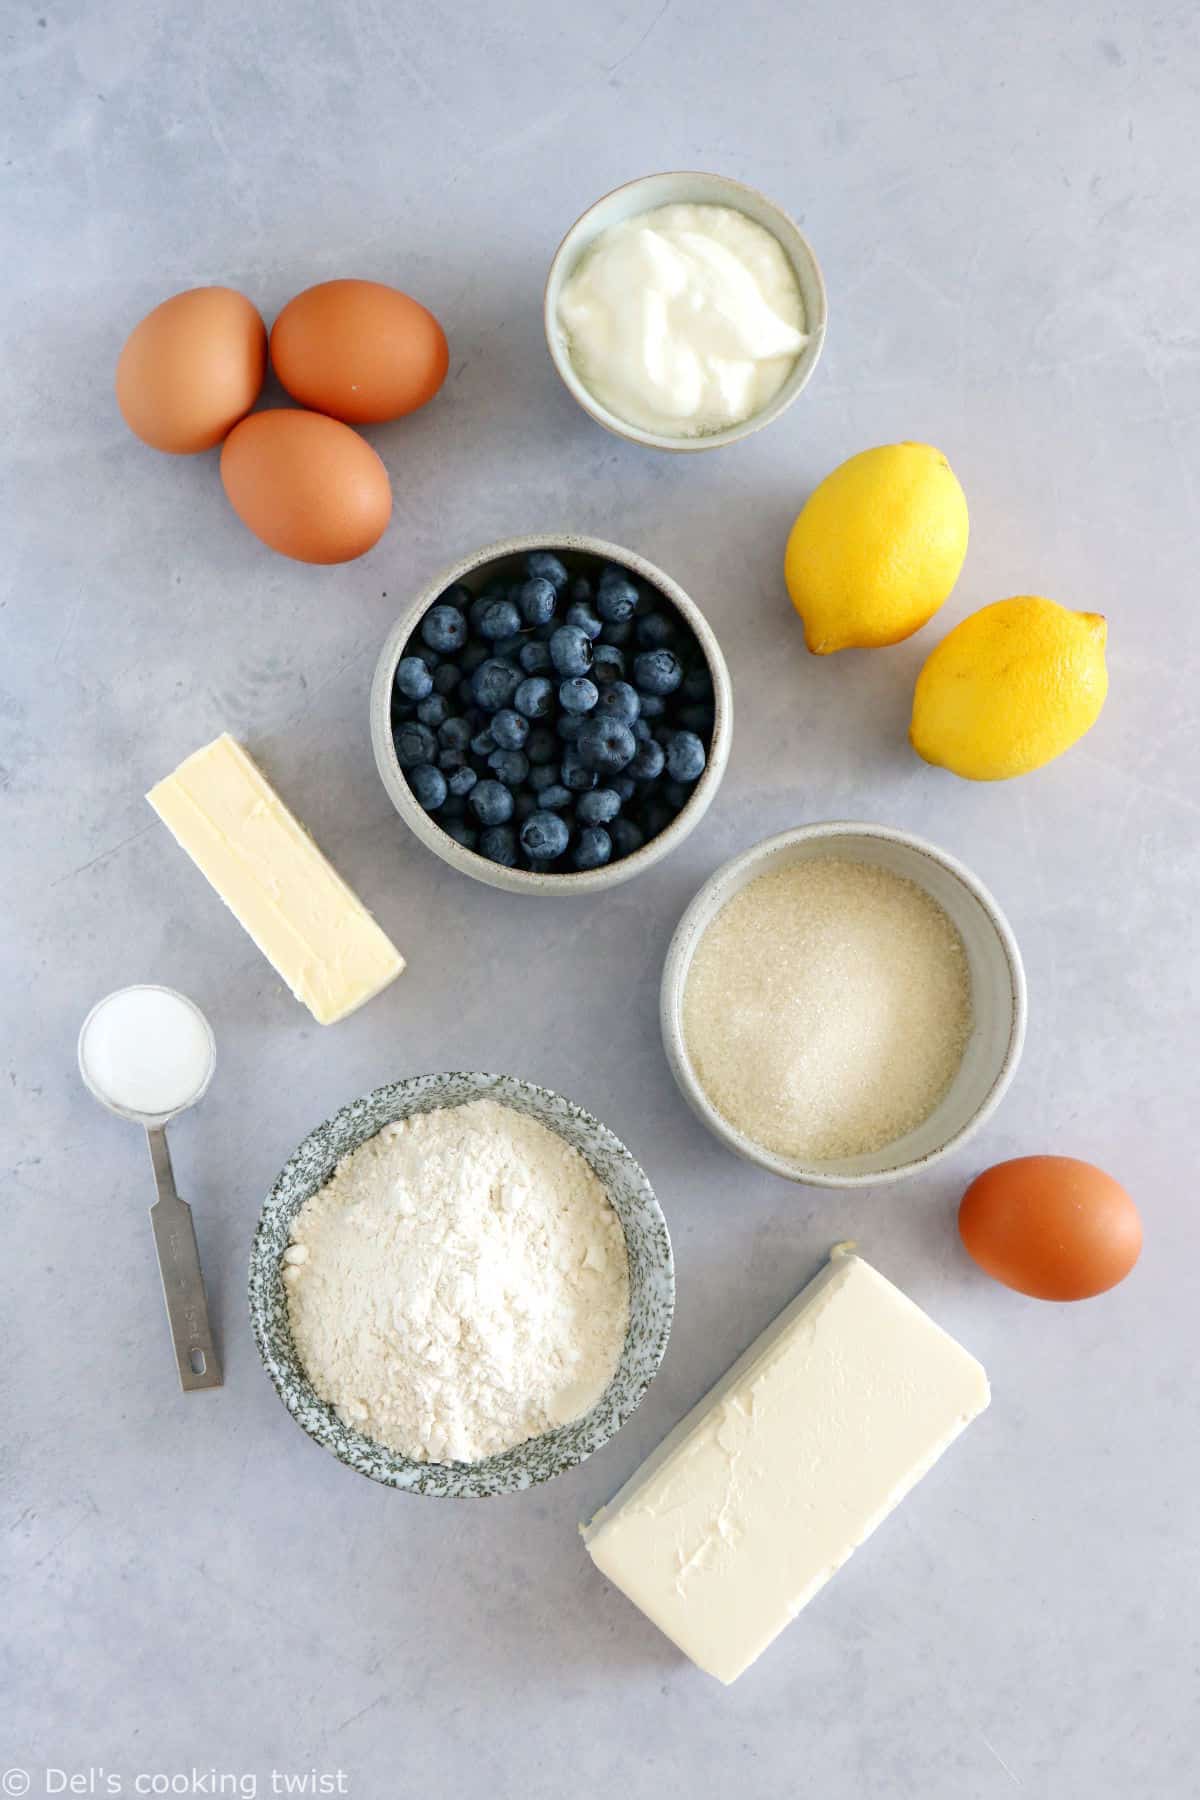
top-left (147, 733), bottom-right (404, 1026)
top-left (583, 1249), bottom-right (989, 1684)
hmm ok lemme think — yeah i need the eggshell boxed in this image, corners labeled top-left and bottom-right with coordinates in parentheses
top-left (219, 410), bottom-right (392, 564)
top-left (270, 279), bottom-right (449, 424)
top-left (116, 286), bottom-right (266, 454)
top-left (958, 1155), bottom-right (1142, 1300)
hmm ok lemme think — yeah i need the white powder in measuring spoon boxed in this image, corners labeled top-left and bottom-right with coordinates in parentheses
top-left (284, 1099), bottom-right (630, 1463)
top-left (79, 985), bottom-right (215, 1119)
top-left (682, 858), bottom-right (972, 1161)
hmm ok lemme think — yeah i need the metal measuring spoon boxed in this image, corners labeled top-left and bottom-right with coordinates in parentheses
top-left (78, 985), bottom-right (223, 1392)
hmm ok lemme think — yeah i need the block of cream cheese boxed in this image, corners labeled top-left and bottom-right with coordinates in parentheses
top-left (583, 1249), bottom-right (989, 1684)
top-left (147, 733), bottom-right (404, 1025)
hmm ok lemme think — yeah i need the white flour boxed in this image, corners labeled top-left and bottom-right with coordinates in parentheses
top-left (284, 1099), bottom-right (630, 1463)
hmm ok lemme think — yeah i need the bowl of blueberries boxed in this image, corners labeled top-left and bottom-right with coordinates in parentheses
top-left (370, 534), bottom-right (732, 892)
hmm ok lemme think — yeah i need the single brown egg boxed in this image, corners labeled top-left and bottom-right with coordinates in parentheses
top-left (270, 278), bottom-right (449, 424)
top-left (116, 286), bottom-right (266, 453)
top-left (219, 409), bottom-right (392, 564)
top-left (958, 1155), bottom-right (1142, 1300)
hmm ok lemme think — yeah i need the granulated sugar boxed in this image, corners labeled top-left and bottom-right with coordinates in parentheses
top-left (682, 857), bottom-right (972, 1161)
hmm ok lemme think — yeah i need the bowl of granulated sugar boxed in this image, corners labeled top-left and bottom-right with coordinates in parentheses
top-left (661, 822), bottom-right (1026, 1187)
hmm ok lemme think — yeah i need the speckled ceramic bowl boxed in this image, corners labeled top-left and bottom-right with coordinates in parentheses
top-left (544, 171), bottom-right (827, 452)
top-left (249, 1071), bottom-right (675, 1497)
top-left (661, 823), bottom-right (1026, 1188)
top-left (370, 533), bottom-right (732, 896)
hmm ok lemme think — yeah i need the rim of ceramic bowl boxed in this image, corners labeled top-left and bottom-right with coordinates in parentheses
top-left (543, 170), bottom-right (828, 453)
top-left (660, 822), bottom-right (1028, 1188)
top-left (370, 533), bottom-right (733, 896)
top-left (248, 1070), bottom-right (676, 1497)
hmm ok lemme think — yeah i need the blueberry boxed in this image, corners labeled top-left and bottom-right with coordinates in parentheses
top-left (677, 703), bottom-right (715, 735)
top-left (634, 649), bottom-right (683, 696)
top-left (421, 604), bottom-right (468, 654)
top-left (469, 780), bottom-right (514, 826)
top-left (471, 658), bottom-right (522, 711)
top-left (526, 725), bottom-right (557, 765)
top-left (447, 764), bottom-right (478, 797)
top-left (603, 622), bottom-right (634, 652)
top-left (468, 594), bottom-right (494, 635)
top-left (592, 643), bottom-right (625, 685)
top-left (460, 640), bottom-right (489, 675)
top-left (565, 601), bottom-right (603, 640)
top-left (556, 713), bottom-right (583, 741)
top-left (439, 793), bottom-right (465, 820)
top-left (596, 680), bottom-right (640, 724)
top-left (495, 634), bottom-right (528, 660)
top-left (560, 744), bottom-right (599, 790)
top-left (611, 774), bottom-right (637, 803)
top-left (441, 819), bottom-right (478, 850)
top-left (513, 791), bottom-right (538, 823)
top-left (537, 784), bottom-right (572, 811)
top-left (666, 729), bottom-right (707, 782)
top-left (518, 639), bottom-right (553, 675)
top-left (526, 551), bottom-right (569, 593)
top-left (559, 676), bottom-right (599, 715)
top-left (488, 748), bottom-right (529, 787)
top-left (514, 675), bottom-right (555, 720)
top-left (577, 787), bottom-right (621, 825)
top-left (549, 624), bottom-right (593, 677)
top-left (471, 729), bottom-right (497, 758)
top-left (636, 612), bottom-right (678, 650)
top-left (394, 721), bottom-right (437, 768)
top-left (529, 761), bottom-right (561, 792)
top-left (520, 810), bottom-right (570, 860)
top-left (596, 568), bottom-right (639, 623)
top-left (417, 693), bottom-right (449, 729)
top-left (573, 827), bottom-right (612, 871)
top-left (518, 576), bottom-right (559, 627)
top-left (438, 748), bottom-right (467, 772)
top-left (638, 691), bottom-right (667, 719)
top-left (432, 662), bottom-right (462, 697)
top-left (609, 818), bottom-right (645, 859)
top-left (408, 763), bottom-right (447, 812)
top-left (395, 656), bottom-right (433, 702)
top-left (479, 599), bottom-right (520, 641)
top-left (479, 825), bottom-right (518, 868)
top-left (576, 716), bottom-right (637, 775)
top-left (440, 582), bottom-right (472, 612)
top-left (681, 664), bottom-right (713, 703)
top-left (566, 573), bottom-right (593, 605)
top-left (629, 736), bottom-right (665, 781)
top-left (632, 718), bottom-right (653, 742)
top-left (640, 800), bottom-right (675, 840)
top-left (439, 716), bottom-right (472, 751)
top-left (491, 708), bottom-right (530, 749)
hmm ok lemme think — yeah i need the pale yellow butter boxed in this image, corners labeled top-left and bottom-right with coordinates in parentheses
top-left (147, 734), bottom-right (403, 1025)
top-left (583, 1251), bottom-right (989, 1684)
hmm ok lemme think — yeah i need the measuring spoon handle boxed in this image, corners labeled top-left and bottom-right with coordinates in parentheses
top-left (145, 1126), bottom-right (223, 1391)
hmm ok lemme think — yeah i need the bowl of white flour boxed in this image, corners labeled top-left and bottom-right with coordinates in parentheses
top-left (249, 1071), bottom-right (675, 1497)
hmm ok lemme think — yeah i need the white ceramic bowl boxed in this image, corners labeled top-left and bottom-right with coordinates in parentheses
top-left (660, 823), bottom-right (1027, 1187)
top-left (370, 533), bottom-right (733, 896)
top-left (544, 171), bottom-right (828, 452)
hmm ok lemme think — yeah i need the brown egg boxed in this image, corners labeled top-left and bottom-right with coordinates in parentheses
top-left (116, 286), bottom-right (266, 453)
top-left (220, 410), bottom-right (392, 564)
top-left (270, 279), bottom-right (449, 424)
top-left (959, 1155), bottom-right (1141, 1300)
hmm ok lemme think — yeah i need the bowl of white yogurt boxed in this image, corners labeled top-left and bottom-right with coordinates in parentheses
top-left (544, 171), bottom-right (827, 452)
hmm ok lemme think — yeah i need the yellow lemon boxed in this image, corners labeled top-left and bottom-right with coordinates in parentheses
top-left (911, 597), bottom-right (1108, 780)
top-left (784, 442), bottom-right (969, 653)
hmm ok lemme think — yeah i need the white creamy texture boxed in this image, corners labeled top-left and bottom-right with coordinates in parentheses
top-left (285, 1100), bottom-right (629, 1464)
top-left (557, 203), bottom-right (807, 437)
top-left (584, 1251), bottom-right (989, 1684)
top-left (80, 986), bottom-right (213, 1117)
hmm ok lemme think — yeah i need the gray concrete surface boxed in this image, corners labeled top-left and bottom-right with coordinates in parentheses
top-left (4, 2), bottom-right (1197, 1795)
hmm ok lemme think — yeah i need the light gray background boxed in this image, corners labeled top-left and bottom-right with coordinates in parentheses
top-left (4, 2), bottom-right (1197, 1796)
